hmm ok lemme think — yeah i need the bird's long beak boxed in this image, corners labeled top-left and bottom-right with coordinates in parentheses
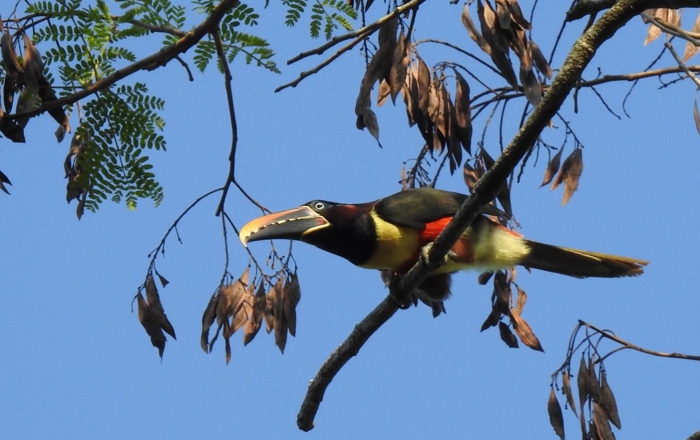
top-left (239, 206), bottom-right (329, 246)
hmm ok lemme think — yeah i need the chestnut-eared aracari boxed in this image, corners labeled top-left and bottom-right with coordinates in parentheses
top-left (239, 188), bottom-right (647, 304)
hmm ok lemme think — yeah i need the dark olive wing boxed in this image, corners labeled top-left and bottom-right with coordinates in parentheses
top-left (373, 188), bottom-right (468, 229)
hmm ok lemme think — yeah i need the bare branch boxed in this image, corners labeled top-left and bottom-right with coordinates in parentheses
top-left (581, 320), bottom-right (700, 362)
top-left (665, 42), bottom-right (700, 89)
top-left (213, 29), bottom-right (239, 217)
top-left (297, 295), bottom-right (399, 431)
top-left (286, 0), bottom-right (428, 66)
top-left (566, 0), bottom-right (694, 22)
top-left (275, 36), bottom-right (361, 93)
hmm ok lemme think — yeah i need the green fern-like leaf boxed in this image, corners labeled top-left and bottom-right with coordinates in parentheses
top-left (281, 0), bottom-right (307, 27)
top-left (76, 85), bottom-right (166, 213)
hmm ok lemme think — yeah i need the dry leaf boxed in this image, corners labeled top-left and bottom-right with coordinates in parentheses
top-left (530, 40), bottom-right (552, 79)
top-left (17, 33), bottom-right (70, 140)
top-left (0, 114), bottom-right (25, 143)
top-left (264, 287), bottom-right (275, 334)
top-left (137, 292), bottom-right (167, 358)
top-left (75, 195), bottom-right (86, 220)
top-left (644, 10), bottom-right (662, 45)
top-left (389, 30), bottom-right (410, 104)
top-left (427, 75), bottom-right (444, 153)
top-left (666, 8), bottom-right (681, 28)
top-left (282, 272), bottom-right (301, 337)
top-left (243, 283), bottom-right (267, 345)
top-left (504, 0), bottom-right (531, 30)
top-left (356, 17), bottom-right (397, 140)
top-left (562, 370), bottom-right (578, 415)
top-left (402, 66), bottom-right (419, 127)
top-left (551, 148), bottom-right (583, 204)
top-left (21, 33), bottom-right (43, 93)
top-left (463, 161), bottom-right (481, 192)
top-left (492, 270), bottom-right (511, 311)
top-left (510, 307), bottom-right (544, 352)
top-left (514, 286), bottom-right (527, 315)
top-left (377, 78), bottom-right (391, 107)
top-left (593, 402), bottom-right (615, 440)
top-left (562, 149), bottom-right (583, 205)
top-left (215, 284), bottom-right (235, 327)
top-left (479, 0), bottom-right (509, 54)
top-left (1, 22), bottom-right (23, 115)
top-left (684, 12), bottom-right (700, 61)
top-left (520, 64), bottom-right (542, 106)
top-left (416, 55), bottom-right (432, 126)
top-left (462, 2), bottom-right (491, 54)
top-left (224, 322), bottom-right (232, 364)
top-left (145, 274), bottom-right (176, 339)
top-left (540, 147), bottom-right (564, 187)
top-left (480, 149), bottom-right (512, 216)
top-left (231, 281), bottom-right (254, 334)
top-left (0, 169), bottom-right (11, 194)
top-left (478, 3), bottom-right (518, 86)
top-left (694, 96), bottom-right (700, 136)
top-left (547, 387), bottom-right (565, 440)
top-left (216, 268), bottom-right (249, 332)
top-left (577, 356), bottom-right (590, 409)
top-left (599, 371), bottom-right (621, 429)
top-left (156, 272), bottom-right (169, 287)
top-left (200, 294), bottom-right (217, 353)
top-left (480, 307), bottom-right (501, 332)
top-left (443, 88), bottom-right (463, 173)
top-left (587, 355), bottom-right (601, 403)
top-left (271, 277), bottom-right (288, 353)
top-left (498, 321), bottom-right (518, 348)
top-left (495, 0), bottom-right (511, 30)
top-left (453, 70), bottom-right (472, 155)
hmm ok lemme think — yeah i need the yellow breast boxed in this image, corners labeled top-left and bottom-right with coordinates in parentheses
top-left (358, 212), bottom-right (420, 271)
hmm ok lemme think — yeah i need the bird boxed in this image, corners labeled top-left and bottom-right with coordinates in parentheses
top-left (239, 187), bottom-right (648, 309)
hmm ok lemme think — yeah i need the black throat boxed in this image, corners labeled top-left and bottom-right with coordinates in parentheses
top-left (301, 203), bottom-right (377, 266)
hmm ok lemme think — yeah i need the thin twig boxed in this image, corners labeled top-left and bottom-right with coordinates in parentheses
top-left (212, 29), bottom-right (239, 217)
top-left (580, 320), bottom-right (700, 362)
top-left (276, 0), bottom-right (427, 92)
top-left (146, 188), bottom-right (223, 271)
top-left (665, 41), bottom-right (700, 89)
top-left (287, 0), bottom-right (428, 65)
top-left (275, 36), bottom-right (363, 93)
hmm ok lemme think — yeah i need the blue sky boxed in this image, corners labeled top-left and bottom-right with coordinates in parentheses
top-left (2, 1), bottom-right (699, 439)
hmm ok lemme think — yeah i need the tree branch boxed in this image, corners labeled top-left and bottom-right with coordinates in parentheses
top-left (580, 320), bottom-right (700, 362)
top-left (566, 0), bottom-right (695, 22)
top-left (212, 29), bottom-right (239, 217)
top-left (286, 0), bottom-right (428, 66)
top-left (276, 0), bottom-right (427, 92)
top-left (297, 295), bottom-right (400, 431)
top-left (5, 0), bottom-right (241, 122)
top-left (296, 0), bottom-right (692, 430)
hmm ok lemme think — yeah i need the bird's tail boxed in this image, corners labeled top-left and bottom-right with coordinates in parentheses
top-left (520, 240), bottom-right (648, 278)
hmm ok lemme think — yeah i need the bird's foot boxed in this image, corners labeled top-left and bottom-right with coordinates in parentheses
top-left (386, 272), bottom-right (413, 309)
top-left (420, 242), bottom-right (457, 269)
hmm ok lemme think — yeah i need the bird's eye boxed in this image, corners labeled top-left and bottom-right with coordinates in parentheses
top-left (313, 202), bottom-right (325, 210)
